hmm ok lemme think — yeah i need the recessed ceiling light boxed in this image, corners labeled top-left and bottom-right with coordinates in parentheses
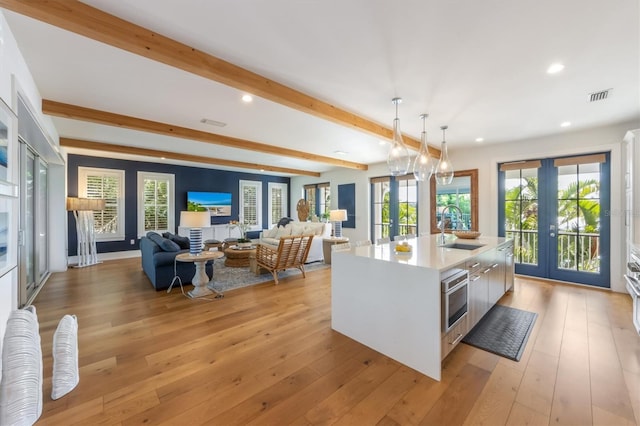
top-left (260, 169), bottom-right (265, 172)
top-left (160, 157), bottom-right (166, 160)
top-left (547, 63), bottom-right (565, 74)
top-left (242, 94), bottom-right (253, 103)
top-left (475, 137), bottom-right (484, 143)
top-left (200, 118), bottom-right (227, 127)
top-left (379, 140), bottom-right (387, 145)
top-left (334, 150), bottom-right (348, 156)
top-left (560, 121), bottom-right (571, 127)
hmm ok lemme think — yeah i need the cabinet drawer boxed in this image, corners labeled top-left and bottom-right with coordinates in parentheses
top-left (441, 315), bottom-right (468, 360)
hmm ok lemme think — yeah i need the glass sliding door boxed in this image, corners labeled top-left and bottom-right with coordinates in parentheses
top-left (19, 142), bottom-right (48, 307)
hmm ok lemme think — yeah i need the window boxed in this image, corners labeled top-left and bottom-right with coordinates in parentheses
top-left (304, 182), bottom-right (330, 220)
top-left (239, 180), bottom-right (262, 230)
top-left (78, 166), bottom-right (125, 241)
top-left (137, 171), bottom-right (175, 237)
top-left (268, 182), bottom-right (288, 227)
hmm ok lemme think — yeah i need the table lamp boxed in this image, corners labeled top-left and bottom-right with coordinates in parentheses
top-left (66, 197), bottom-right (106, 267)
top-left (329, 209), bottom-right (348, 238)
top-left (180, 211), bottom-right (210, 255)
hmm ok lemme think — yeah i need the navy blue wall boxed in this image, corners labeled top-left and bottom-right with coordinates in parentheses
top-left (67, 154), bottom-right (290, 255)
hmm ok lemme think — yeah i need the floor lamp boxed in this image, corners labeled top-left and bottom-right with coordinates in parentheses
top-left (180, 211), bottom-right (210, 255)
top-left (67, 197), bottom-right (105, 268)
top-left (330, 209), bottom-right (348, 238)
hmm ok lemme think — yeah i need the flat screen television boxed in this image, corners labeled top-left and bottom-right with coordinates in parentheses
top-left (187, 191), bottom-right (232, 217)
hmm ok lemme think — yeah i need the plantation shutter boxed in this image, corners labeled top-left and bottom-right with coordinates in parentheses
top-left (84, 172), bottom-right (120, 237)
top-left (271, 186), bottom-right (283, 221)
top-left (243, 184), bottom-right (258, 226)
top-left (143, 177), bottom-right (169, 232)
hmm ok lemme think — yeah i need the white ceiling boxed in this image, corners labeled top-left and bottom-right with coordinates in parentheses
top-left (3, 0), bottom-right (639, 176)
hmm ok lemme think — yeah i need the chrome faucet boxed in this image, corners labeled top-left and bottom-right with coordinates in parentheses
top-left (438, 205), bottom-right (463, 245)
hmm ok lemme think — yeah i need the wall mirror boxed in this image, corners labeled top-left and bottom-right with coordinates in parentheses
top-left (430, 169), bottom-right (479, 234)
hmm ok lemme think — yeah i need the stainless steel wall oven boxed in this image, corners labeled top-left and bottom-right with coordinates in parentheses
top-left (441, 268), bottom-right (469, 334)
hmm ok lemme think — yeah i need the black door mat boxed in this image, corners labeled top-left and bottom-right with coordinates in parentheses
top-left (462, 304), bottom-right (537, 361)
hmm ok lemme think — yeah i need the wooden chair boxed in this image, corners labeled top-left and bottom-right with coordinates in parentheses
top-left (255, 235), bottom-right (313, 285)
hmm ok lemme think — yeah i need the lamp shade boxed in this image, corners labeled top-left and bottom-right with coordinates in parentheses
top-left (329, 209), bottom-right (348, 222)
top-left (180, 211), bottom-right (210, 228)
top-left (66, 197), bottom-right (105, 211)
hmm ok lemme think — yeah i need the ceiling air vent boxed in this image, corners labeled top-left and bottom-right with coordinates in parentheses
top-left (588, 89), bottom-right (611, 102)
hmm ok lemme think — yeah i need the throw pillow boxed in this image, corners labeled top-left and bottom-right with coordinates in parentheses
top-left (264, 227), bottom-right (278, 238)
top-left (275, 225), bottom-right (292, 238)
top-left (162, 232), bottom-right (174, 239)
top-left (277, 217), bottom-right (293, 228)
top-left (169, 234), bottom-right (190, 250)
top-left (51, 315), bottom-right (79, 400)
top-left (290, 223), bottom-right (305, 235)
top-left (0, 305), bottom-right (43, 425)
top-left (159, 238), bottom-right (180, 252)
top-left (147, 233), bottom-right (180, 252)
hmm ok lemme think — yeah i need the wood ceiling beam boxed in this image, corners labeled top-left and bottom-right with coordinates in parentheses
top-left (44, 100), bottom-right (367, 171)
top-left (60, 138), bottom-right (321, 177)
top-left (0, 0), bottom-right (427, 151)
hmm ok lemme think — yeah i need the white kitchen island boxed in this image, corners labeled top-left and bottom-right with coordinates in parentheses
top-left (331, 235), bottom-right (509, 381)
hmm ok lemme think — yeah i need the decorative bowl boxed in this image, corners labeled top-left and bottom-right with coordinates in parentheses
top-left (453, 231), bottom-right (481, 239)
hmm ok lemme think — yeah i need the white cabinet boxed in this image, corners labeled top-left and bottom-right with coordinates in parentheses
top-left (466, 258), bottom-right (486, 330)
top-left (177, 224), bottom-right (242, 241)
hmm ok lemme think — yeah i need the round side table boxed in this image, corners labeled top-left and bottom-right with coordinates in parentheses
top-left (175, 250), bottom-right (223, 298)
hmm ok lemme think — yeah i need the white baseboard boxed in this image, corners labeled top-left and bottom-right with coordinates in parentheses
top-left (67, 250), bottom-right (141, 266)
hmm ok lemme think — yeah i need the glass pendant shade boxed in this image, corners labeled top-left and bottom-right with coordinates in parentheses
top-left (435, 125), bottom-right (454, 185)
top-left (387, 98), bottom-right (410, 176)
top-left (413, 113), bottom-right (433, 181)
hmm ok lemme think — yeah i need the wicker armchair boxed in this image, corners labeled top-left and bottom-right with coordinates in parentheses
top-left (255, 235), bottom-right (314, 284)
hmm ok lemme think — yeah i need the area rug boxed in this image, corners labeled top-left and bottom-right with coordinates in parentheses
top-left (207, 258), bottom-right (329, 293)
top-left (462, 305), bottom-right (537, 361)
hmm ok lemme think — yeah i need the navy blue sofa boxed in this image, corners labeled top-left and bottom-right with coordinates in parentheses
top-left (140, 233), bottom-right (213, 290)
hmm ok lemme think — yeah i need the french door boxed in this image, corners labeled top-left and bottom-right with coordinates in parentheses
top-left (498, 153), bottom-right (610, 287)
top-left (371, 175), bottom-right (418, 241)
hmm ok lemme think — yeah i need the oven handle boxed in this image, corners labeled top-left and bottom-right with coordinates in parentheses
top-left (445, 278), bottom-right (468, 294)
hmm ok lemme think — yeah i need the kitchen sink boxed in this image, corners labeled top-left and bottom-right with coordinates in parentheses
top-left (443, 243), bottom-right (485, 250)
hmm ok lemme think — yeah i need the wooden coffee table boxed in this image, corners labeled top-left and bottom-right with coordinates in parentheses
top-left (224, 246), bottom-right (256, 267)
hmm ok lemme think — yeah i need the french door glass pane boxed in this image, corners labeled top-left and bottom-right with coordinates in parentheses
top-left (556, 162), bottom-right (601, 273)
top-left (372, 181), bottom-right (390, 241)
top-left (504, 168), bottom-right (538, 265)
top-left (397, 179), bottom-right (417, 236)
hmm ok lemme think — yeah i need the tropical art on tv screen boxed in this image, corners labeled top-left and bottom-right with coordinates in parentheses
top-left (187, 191), bottom-right (232, 216)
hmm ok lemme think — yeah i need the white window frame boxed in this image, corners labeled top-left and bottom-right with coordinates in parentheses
top-left (239, 180), bottom-right (262, 231)
top-left (268, 182), bottom-right (288, 228)
top-left (137, 171), bottom-right (175, 238)
top-left (78, 166), bottom-right (125, 242)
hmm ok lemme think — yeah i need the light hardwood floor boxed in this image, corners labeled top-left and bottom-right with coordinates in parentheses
top-left (33, 258), bottom-right (639, 425)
